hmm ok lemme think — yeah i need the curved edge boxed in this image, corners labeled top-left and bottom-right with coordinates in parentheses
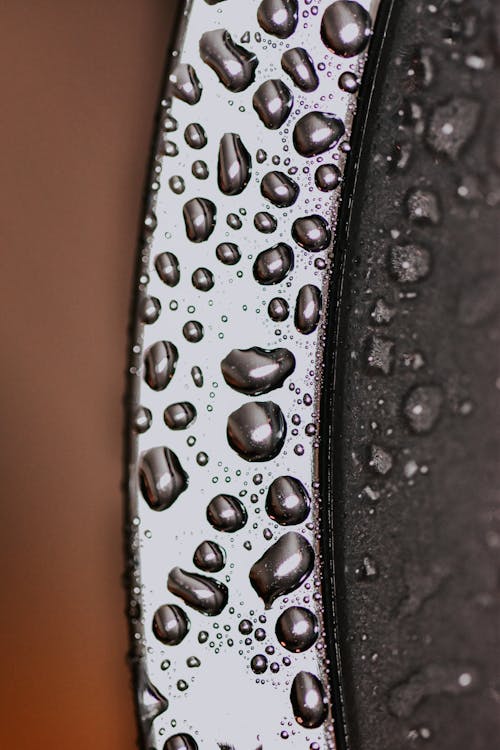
top-left (318, 3), bottom-right (400, 749)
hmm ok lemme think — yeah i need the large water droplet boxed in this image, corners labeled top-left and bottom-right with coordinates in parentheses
top-left (281, 48), bottom-right (319, 92)
top-left (164, 402), bottom-right (197, 430)
top-left (253, 80), bottom-right (293, 129)
top-left (253, 243), bottom-right (294, 285)
top-left (320, 1), bottom-right (372, 58)
top-left (227, 401), bottom-right (287, 462)
top-left (193, 540), bottom-right (226, 572)
top-left (206, 494), bottom-right (248, 532)
top-left (200, 29), bottom-right (258, 92)
top-left (295, 284), bottom-right (322, 334)
top-left (169, 63), bottom-right (202, 104)
top-left (163, 734), bottom-right (198, 750)
top-left (290, 671), bottom-right (328, 728)
top-left (266, 476), bottom-right (311, 525)
top-left (167, 567), bottom-right (228, 616)
top-left (221, 347), bottom-right (295, 396)
top-left (275, 606), bottom-right (318, 652)
top-left (293, 111), bottom-right (345, 157)
top-left (153, 604), bottom-right (190, 645)
top-left (257, 0), bottom-right (299, 39)
top-left (261, 171), bottom-right (299, 207)
top-left (144, 341), bottom-right (178, 391)
top-left (249, 531), bottom-right (314, 607)
top-left (292, 215), bottom-right (331, 251)
top-left (139, 295), bottom-right (161, 325)
top-left (218, 133), bottom-right (252, 195)
top-left (155, 252), bottom-right (180, 287)
top-left (315, 163), bottom-right (341, 191)
top-left (139, 447), bottom-right (188, 510)
top-left (183, 198), bottom-right (217, 243)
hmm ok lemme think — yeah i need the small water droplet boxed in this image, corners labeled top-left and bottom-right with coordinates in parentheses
top-left (132, 405), bottom-right (152, 434)
top-left (254, 211), bottom-right (278, 233)
top-left (193, 540), bottom-right (226, 572)
top-left (191, 366), bottom-right (204, 388)
top-left (155, 252), bottom-right (180, 287)
top-left (164, 402), bottom-right (197, 430)
top-left (251, 654), bottom-right (268, 674)
top-left (218, 133), bottom-right (252, 195)
top-left (183, 320), bottom-right (204, 342)
top-left (184, 123), bottom-right (207, 149)
top-left (292, 215), bottom-right (331, 251)
top-left (192, 267), bottom-right (214, 291)
top-left (170, 63), bottom-right (202, 104)
top-left (192, 159), bottom-right (209, 179)
top-left (183, 198), bottom-right (217, 243)
top-left (339, 70), bottom-right (359, 92)
top-left (290, 671), bottom-right (328, 728)
top-left (144, 341), bottom-right (178, 391)
top-left (268, 297), bottom-right (289, 321)
top-left (169, 175), bottom-right (185, 194)
top-left (139, 295), bottom-right (161, 324)
top-left (315, 163), bottom-right (341, 191)
top-left (216, 242), bottom-right (241, 265)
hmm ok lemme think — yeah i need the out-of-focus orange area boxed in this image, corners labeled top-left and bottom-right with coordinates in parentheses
top-left (0, 2), bottom-right (175, 747)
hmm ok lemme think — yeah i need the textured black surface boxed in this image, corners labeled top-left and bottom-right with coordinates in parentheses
top-left (328, 1), bottom-right (500, 748)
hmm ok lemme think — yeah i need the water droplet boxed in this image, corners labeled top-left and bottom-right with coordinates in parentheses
top-left (239, 619), bottom-right (253, 634)
top-left (290, 671), bottom-right (328, 728)
top-left (140, 295), bottom-right (161, 324)
top-left (192, 267), bottom-right (214, 291)
top-left (164, 402), bottom-right (197, 430)
top-left (251, 654), bottom-right (268, 674)
top-left (405, 187), bottom-right (441, 225)
top-left (216, 242), bottom-right (241, 265)
top-left (403, 385), bottom-right (443, 434)
top-left (183, 198), bottom-right (217, 243)
top-left (200, 29), bottom-right (258, 92)
top-left (191, 366), bottom-right (204, 388)
top-left (257, 0), bottom-right (299, 39)
top-left (164, 140), bottom-right (179, 157)
top-left (218, 133), bottom-right (252, 195)
top-left (293, 111), bottom-right (345, 157)
top-left (371, 297), bottom-right (395, 325)
top-left (320, 1), bottom-right (372, 58)
top-left (261, 171), bottom-right (299, 207)
top-left (388, 244), bottom-right (431, 283)
top-left (139, 446), bottom-right (188, 510)
top-left (187, 656), bottom-right (201, 668)
top-left (249, 531), bottom-right (314, 607)
top-left (207, 494), bottom-right (248, 532)
top-left (184, 123), bottom-right (207, 149)
top-left (227, 213), bottom-right (243, 230)
top-left (221, 347), bottom-right (295, 395)
top-left (163, 733), bottom-right (198, 750)
top-left (155, 252), bottom-right (180, 287)
top-left (275, 606), bottom-right (318, 652)
top-left (292, 214), bottom-right (331, 251)
top-left (315, 164), bottom-right (341, 191)
top-left (192, 159), bottom-right (209, 179)
top-left (266, 476), bottom-right (311, 525)
top-left (193, 540), bottom-right (226, 572)
top-left (254, 211), bottom-right (277, 233)
top-left (268, 297), bottom-right (289, 321)
top-left (227, 401), bottom-right (287, 462)
top-left (364, 335), bottom-right (395, 375)
top-left (169, 175), bottom-right (185, 194)
top-left (295, 284), bottom-right (322, 334)
top-left (136, 666), bottom-right (168, 730)
top-left (197, 451), bottom-right (209, 466)
top-left (339, 70), bottom-right (359, 92)
top-left (170, 63), bottom-right (202, 104)
top-left (132, 405), bottom-right (152, 434)
top-left (253, 243), bottom-right (294, 285)
top-left (182, 320), bottom-right (204, 343)
top-left (253, 80), bottom-right (293, 129)
top-left (144, 341), bottom-right (178, 391)
top-left (168, 567), bottom-right (228, 616)
top-left (426, 97), bottom-right (481, 160)
top-left (153, 604), bottom-right (190, 645)
top-left (281, 48), bottom-right (319, 92)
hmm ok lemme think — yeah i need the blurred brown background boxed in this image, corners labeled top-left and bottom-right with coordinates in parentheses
top-left (0, 2), bottom-right (175, 747)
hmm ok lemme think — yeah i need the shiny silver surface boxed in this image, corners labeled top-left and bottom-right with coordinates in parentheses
top-left (127, 1), bottom-right (381, 748)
